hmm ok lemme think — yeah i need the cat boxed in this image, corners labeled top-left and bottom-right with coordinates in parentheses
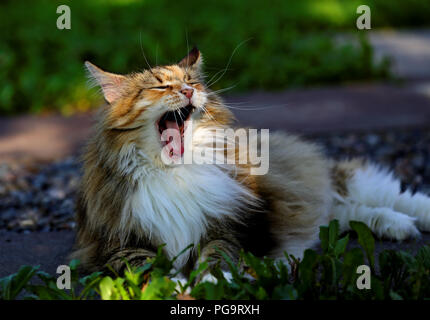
top-left (71, 47), bottom-right (430, 276)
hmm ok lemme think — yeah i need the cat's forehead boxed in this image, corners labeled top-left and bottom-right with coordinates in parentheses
top-left (138, 65), bottom-right (188, 83)
top-left (156, 65), bottom-right (187, 81)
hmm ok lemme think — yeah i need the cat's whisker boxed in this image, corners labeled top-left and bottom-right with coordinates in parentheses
top-left (205, 68), bottom-right (229, 88)
top-left (178, 109), bottom-right (185, 122)
top-left (139, 30), bottom-right (155, 75)
top-left (222, 103), bottom-right (286, 111)
top-left (202, 106), bottom-right (223, 126)
top-left (201, 106), bottom-right (215, 122)
top-left (210, 100), bottom-right (288, 111)
top-left (185, 29), bottom-right (191, 75)
top-left (205, 39), bottom-right (251, 88)
top-left (207, 85), bottom-right (237, 96)
top-left (173, 110), bottom-right (180, 129)
top-left (155, 44), bottom-right (159, 66)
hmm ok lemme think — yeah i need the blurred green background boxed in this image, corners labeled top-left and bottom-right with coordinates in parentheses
top-left (1, 0), bottom-right (430, 115)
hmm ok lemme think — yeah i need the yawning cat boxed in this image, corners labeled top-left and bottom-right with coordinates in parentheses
top-left (71, 48), bottom-right (430, 275)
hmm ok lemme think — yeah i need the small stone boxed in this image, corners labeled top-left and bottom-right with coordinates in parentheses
top-left (47, 189), bottom-right (66, 200)
top-left (19, 219), bottom-right (36, 228)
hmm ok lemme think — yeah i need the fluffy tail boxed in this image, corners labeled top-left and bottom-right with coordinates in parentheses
top-left (331, 159), bottom-right (430, 240)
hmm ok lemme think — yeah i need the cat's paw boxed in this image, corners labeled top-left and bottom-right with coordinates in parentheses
top-left (411, 192), bottom-right (430, 232)
top-left (378, 212), bottom-right (421, 241)
top-left (200, 271), bottom-right (233, 284)
top-left (170, 273), bottom-right (190, 294)
top-left (394, 191), bottom-right (430, 232)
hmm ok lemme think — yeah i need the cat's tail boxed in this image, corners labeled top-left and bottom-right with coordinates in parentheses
top-left (330, 159), bottom-right (430, 240)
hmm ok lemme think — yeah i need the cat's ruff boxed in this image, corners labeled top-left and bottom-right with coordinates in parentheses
top-left (120, 163), bottom-right (256, 269)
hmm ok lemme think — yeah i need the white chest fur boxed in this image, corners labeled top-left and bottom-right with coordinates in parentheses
top-left (121, 163), bottom-right (254, 268)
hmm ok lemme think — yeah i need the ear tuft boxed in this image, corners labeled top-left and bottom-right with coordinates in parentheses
top-left (178, 46), bottom-right (202, 69)
top-left (85, 61), bottom-right (126, 104)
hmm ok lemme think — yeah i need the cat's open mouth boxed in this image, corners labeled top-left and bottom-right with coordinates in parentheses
top-left (157, 105), bottom-right (195, 157)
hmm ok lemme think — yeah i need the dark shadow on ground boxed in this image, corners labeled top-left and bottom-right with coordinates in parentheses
top-left (1, 230), bottom-right (429, 278)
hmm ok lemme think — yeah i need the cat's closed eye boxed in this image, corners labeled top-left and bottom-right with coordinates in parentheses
top-left (150, 85), bottom-right (171, 90)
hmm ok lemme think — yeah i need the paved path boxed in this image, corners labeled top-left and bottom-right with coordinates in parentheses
top-left (228, 81), bottom-right (430, 133)
top-left (1, 81), bottom-right (430, 163)
top-left (0, 231), bottom-right (74, 277)
top-left (369, 29), bottom-right (430, 80)
top-left (0, 113), bottom-right (94, 163)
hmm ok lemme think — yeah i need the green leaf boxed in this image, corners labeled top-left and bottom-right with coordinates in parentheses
top-left (328, 219), bottom-right (340, 249)
top-left (215, 248), bottom-right (241, 281)
top-left (273, 284), bottom-right (297, 300)
top-left (114, 278), bottom-right (130, 300)
top-left (370, 277), bottom-right (385, 300)
top-left (69, 259), bottom-right (80, 271)
top-left (26, 284), bottom-right (72, 300)
top-left (140, 276), bottom-right (176, 300)
top-left (78, 272), bottom-right (103, 300)
top-left (350, 221), bottom-right (375, 268)
top-left (255, 286), bottom-right (268, 300)
top-left (35, 271), bottom-right (55, 284)
top-left (342, 247), bottom-right (365, 290)
top-left (99, 277), bottom-right (118, 300)
top-left (192, 282), bottom-right (224, 300)
top-left (389, 290), bottom-right (403, 300)
top-left (186, 261), bottom-right (209, 289)
top-left (334, 234), bottom-right (349, 258)
top-left (416, 245), bottom-right (430, 269)
top-left (319, 225), bottom-right (329, 253)
top-left (149, 244), bottom-right (174, 274)
top-left (0, 265), bottom-right (39, 300)
top-left (297, 249), bottom-right (319, 295)
top-left (171, 244), bottom-right (194, 264)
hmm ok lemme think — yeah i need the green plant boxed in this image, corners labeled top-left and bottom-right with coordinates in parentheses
top-left (1, 220), bottom-right (430, 300)
top-left (1, 0), bottom-right (417, 115)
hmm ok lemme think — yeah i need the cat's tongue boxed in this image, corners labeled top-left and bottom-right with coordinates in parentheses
top-left (165, 120), bottom-right (184, 156)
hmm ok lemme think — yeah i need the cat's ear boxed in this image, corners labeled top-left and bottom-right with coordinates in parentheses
top-left (178, 47), bottom-right (202, 71)
top-left (85, 61), bottom-right (126, 104)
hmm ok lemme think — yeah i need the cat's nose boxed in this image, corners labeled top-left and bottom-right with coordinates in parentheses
top-left (180, 88), bottom-right (194, 99)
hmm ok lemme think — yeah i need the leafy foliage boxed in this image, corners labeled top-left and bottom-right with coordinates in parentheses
top-left (1, 220), bottom-right (430, 300)
top-left (5, 0), bottom-right (427, 114)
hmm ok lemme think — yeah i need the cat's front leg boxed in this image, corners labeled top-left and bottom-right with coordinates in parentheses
top-left (194, 239), bottom-right (240, 284)
top-left (104, 247), bottom-right (156, 274)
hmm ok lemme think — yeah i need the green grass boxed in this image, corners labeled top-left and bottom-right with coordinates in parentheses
top-left (1, 0), bottom-right (430, 115)
top-left (5, 0), bottom-right (430, 114)
top-left (2, 220), bottom-right (430, 300)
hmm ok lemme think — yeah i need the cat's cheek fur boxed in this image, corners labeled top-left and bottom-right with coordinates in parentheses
top-left (190, 90), bottom-right (207, 110)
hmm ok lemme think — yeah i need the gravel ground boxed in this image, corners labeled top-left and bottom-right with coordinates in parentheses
top-left (1, 127), bottom-right (430, 233)
top-left (0, 157), bottom-right (80, 233)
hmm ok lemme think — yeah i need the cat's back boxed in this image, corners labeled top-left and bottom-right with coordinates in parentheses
top-left (255, 131), bottom-right (332, 207)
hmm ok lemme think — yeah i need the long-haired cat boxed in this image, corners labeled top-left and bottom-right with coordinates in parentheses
top-left (71, 47), bottom-right (430, 275)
